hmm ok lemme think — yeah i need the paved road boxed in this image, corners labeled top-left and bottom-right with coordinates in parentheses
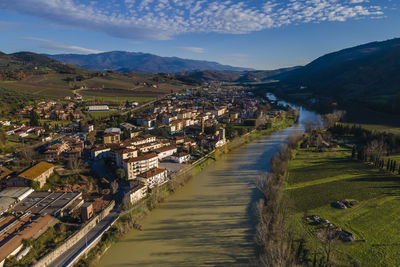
top-left (48, 209), bottom-right (120, 267)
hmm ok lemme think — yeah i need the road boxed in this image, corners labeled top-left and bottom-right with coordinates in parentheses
top-left (48, 209), bottom-right (120, 267)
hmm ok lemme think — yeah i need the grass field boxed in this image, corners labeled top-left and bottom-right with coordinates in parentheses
top-left (83, 95), bottom-right (155, 103)
top-left (286, 148), bottom-right (400, 266)
top-left (341, 122), bottom-right (400, 135)
top-left (85, 110), bottom-right (119, 120)
top-left (0, 71), bottom-right (189, 98)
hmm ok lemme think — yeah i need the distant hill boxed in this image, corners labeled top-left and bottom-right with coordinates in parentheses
top-left (46, 51), bottom-right (253, 74)
top-left (277, 38), bottom-right (400, 113)
top-left (182, 67), bottom-right (299, 83)
top-left (0, 51), bottom-right (194, 98)
top-left (0, 51), bottom-right (77, 77)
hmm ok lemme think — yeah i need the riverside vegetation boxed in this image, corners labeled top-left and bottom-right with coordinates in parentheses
top-left (259, 113), bottom-right (400, 266)
top-left (75, 113), bottom-right (298, 267)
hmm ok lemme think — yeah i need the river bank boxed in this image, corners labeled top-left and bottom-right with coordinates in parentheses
top-left (76, 114), bottom-right (297, 266)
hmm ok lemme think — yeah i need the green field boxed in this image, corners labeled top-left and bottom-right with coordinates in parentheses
top-left (341, 122), bottom-right (400, 135)
top-left (286, 148), bottom-right (400, 266)
top-left (83, 95), bottom-right (155, 103)
top-left (86, 110), bottom-right (119, 120)
top-left (0, 72), bottom-right (189, 98)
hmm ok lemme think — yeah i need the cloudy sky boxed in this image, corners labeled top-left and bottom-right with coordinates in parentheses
top-left (0, 0), bottom-right (398, 69)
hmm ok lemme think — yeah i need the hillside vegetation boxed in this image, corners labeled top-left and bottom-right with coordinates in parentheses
top-left (0, 52), bottom-right (193, 98)
top-left (275, 38), bottom-right (400, 114)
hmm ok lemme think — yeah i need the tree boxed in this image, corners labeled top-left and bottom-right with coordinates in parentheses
top-left (116, 168), bottom-right (126, 180)
top-left (29, 180), bottom-right (40, 191)
top-left (323, 110), bottom-right (346, 128)
top-left (351, 146), bottom-right (356, 159)
top-left (29, 110), bottom-right (40, 126)
top-left (68, 158), bottom-right (82, 177)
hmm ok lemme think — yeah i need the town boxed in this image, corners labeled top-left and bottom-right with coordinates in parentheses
top-left (0, 85), bottom-right (293, 266)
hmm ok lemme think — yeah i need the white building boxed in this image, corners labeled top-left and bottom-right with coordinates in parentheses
top-left (123, 153), bottom-right (159, 180)
top-left (137, 168), bottom-right (168, 188)
top-left (126, 184), bottom-right (147, 205)
top-left (87, 105), bottom-right (109, 112)
top-left (156, 145), bottom-right (177, 160)
top-left (171, 152), bottom-right (190, 164)
top-left (91, 146), bottom-right (111, 160)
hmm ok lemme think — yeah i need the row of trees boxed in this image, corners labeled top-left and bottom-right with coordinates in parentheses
top-left (331, 124), bottom-right (400, 154)
top-left (353, 145), bottom-right (400, 174)
top-left (255, 133), bottom-right (306, 266)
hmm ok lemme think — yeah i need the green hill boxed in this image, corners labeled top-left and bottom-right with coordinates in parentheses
top-left (0, 51), bottom-right (193, 98)
top-left (276, 38), bottom-right (400, 114)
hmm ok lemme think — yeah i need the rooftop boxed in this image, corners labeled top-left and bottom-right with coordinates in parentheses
top-left (125, 152), bottom-right (158, 163)
top-left (19, 162), bottom-right (55, 180)
top-left (138, 168), bottom-right (167, 179)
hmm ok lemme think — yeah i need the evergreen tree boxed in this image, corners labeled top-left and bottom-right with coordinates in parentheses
top-left (351, 146), bottom-right (356, 159)
top-left (29, 110), bottom-right (40, 126)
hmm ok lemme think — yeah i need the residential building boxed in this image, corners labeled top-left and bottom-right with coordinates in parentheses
top-left (156, 145), bottom-right (177, 160)
top-left (171, 152), bottom-right (191, 164)
top-left (123, 153), bottom-right (159, 180)
top-left (103, 132), bottom-right (120, 144)
top-left (126, 183), bottom-right (147, 204)
top-left (137, 168), bottom-right (168, 188)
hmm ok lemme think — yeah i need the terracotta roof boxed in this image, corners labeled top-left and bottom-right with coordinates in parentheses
top-left (156, 145), bottom-right (177, 153)
top-left (138, 168), bottom-right (167, 179)
top-left (125, 152), bottom-right (158, 163)
top-left (104, 132), bottom-right (119, 137)
top-left (19, 162), bottom-right (54, 180)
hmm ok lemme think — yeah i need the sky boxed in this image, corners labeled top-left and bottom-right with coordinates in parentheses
top-left (0, 0), bottom-right (398, 69)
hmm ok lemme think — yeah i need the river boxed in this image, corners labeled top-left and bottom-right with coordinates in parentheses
top-left (98, 106), bottom-right (320, 267)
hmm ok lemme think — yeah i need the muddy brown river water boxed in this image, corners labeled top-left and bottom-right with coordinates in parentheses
top-left (99, 108), bottom-right (318, 267)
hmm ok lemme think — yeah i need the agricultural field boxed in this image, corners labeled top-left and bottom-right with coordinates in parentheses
top-left (286, 148), bottom-right (400, 266)
top-left (0, 71), bottom-right (191, 99)
top-left (341, 122), bottom-right (400, 135)
top-left (82, 95), bottom-right (155, 103)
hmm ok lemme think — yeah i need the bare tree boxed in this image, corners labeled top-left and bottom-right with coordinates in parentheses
top-left (68, 157), bottom-right (82, 177)
top-left (111, 179), bottom-right (119, 195)
top-left (323, 110), bottom-right (346, 128)
top-left (366, 139), bottom-right (387, 160)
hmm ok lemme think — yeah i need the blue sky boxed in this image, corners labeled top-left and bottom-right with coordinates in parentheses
top-left (0, 0), bottom-right (398, 69)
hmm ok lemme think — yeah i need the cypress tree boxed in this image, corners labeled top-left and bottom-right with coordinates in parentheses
top-left (352, 146), bottom-right (356, 159)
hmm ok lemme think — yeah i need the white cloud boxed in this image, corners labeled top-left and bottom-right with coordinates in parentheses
top-left (179, 46), bottom-right (205, 53)
top-left (21, 37), bottom-right (103, 54)
top-left (1, 0), bottom-right (386, 40)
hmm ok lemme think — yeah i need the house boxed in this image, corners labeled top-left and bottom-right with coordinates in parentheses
top-left (156, 145), bottom-right (177, 160)
top-left (126, 183), bottom-right (147, 204)
top-left (103, 132), bottom-right (120, 144)
top-left (171, 152), bottom-right (190, 164)
top-left (137, 168), bottom-right (168, 188)
top-left (123, 153), bottom-right (159, 180)
top-left (17, 162), bottom-right (55, 188)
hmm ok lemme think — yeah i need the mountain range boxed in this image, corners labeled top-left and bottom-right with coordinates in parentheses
top-left (46, 51), bottom-right (253, 74)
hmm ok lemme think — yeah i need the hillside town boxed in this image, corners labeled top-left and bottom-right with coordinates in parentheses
top-left (0, 86), bottom-right (292, 266)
